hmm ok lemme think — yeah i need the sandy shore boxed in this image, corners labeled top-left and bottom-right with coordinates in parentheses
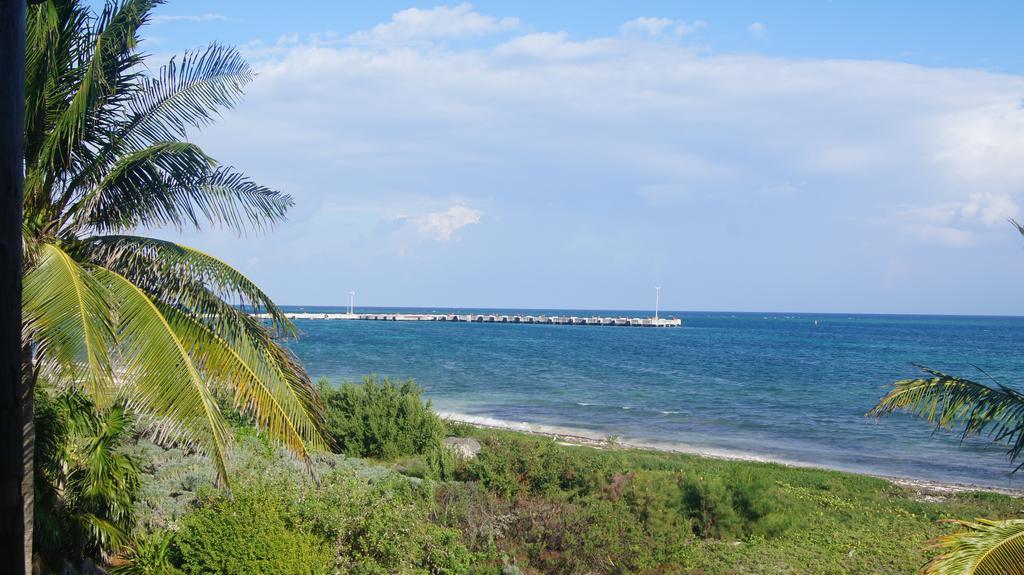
top-left (440, 412), bottom-right (1024, 498)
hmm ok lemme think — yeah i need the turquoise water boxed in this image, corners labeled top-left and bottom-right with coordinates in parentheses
top-left (283, 307), bottom-right (1024, 488)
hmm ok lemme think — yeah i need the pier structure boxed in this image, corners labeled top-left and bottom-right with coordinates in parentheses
top-left (255, 312), bottom-right (682, 328)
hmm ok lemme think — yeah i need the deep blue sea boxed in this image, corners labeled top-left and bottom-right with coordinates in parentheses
top-left (282, 306), bottom-right (1024, 488)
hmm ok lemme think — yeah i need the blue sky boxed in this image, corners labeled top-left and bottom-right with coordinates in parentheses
top-left (135, 1), bottom-right (1024, 314)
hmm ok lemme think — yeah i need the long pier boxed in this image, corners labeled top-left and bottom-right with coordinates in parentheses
top-left (257, 312), bottom-right (682, 328)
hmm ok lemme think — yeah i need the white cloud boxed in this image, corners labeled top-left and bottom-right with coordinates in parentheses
top-left (493, 32), bottom-right (618, 59)
top-left (889, 191), bottom-right (1020, 247)
top-left (349, 3), bottom-right (518, 44)
top-left (151, 13), bottom-right (226, 24)
top-left (621, 17), bottom-right (672, 37)
top-left (961, 191), bottom-right (1020, 225)
top-left (675, 20), bottom-right (709, 37)
top-left (621, 17), bottom-right (706, 38)
top-left (185, 19), bottom-right (1024, 309)
top-left (747, 22), bottom-right (766, 37)
top-left (405, 205), bottom-right (482, 242)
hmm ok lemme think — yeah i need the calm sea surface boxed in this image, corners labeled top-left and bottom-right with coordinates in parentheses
top-left (282, 307), bottom-right (1024, 488)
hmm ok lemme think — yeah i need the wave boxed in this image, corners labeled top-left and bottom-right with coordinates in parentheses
top-left (573, 402), bottom-right (682, 416)
top-left (438, 411), bottom-right (798, 466)
top-left (437, 411), bottom-right (608, 442)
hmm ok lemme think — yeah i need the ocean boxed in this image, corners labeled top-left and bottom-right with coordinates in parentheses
top-left (282, 306), bottom-right (1024, 488)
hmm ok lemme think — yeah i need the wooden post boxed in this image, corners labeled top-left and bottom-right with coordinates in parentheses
top-left (0, 0), bottom-right (26, 574)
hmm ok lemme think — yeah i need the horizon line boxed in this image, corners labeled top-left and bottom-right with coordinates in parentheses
top-left (273, 303), bottom-right (1024, 320)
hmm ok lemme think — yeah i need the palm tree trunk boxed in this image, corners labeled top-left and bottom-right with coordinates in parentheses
top-left (0, 1), bottom-right (27, 574)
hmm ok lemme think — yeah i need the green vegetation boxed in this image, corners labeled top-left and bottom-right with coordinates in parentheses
top-left (173, 487), bottom-right (333, 575)
top-left (21, 0), bottom-right (327, 570)
top-left (23, 368), bottom-right (1024, 574)
top-left (22, 0), bottom-right (326, 492)
top-left (102, 384), bottom-right (1020, 575)
top-left (319, 375), bottom-right (447, 459)
top-left (33, 386), bottom-right (140, 570)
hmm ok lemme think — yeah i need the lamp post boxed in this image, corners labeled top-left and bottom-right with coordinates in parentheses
top-left (655, 286), bottom-right (661, 321)
top-left (348, 291), bottom-right (355, 315)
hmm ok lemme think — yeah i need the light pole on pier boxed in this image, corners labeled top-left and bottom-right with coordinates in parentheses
top-left (348, 291), bottom-right (356, 315)
top-left (655, 286), bottom-right (661, 320)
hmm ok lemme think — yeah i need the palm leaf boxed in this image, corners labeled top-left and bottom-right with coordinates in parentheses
top-left (24, 0), bottom-right (91, 170)
top-left (869, 365), bottom-right (1024, 471)
top-left (59, 43), bottom-right (255, 211)
top-left (27, 0), bottom-right (155, 214)
top-left (923, 518), bottom-right (1024, 575)
top-left (123, 42), bottom-right (254, 147)
top-left (158, 304), bottom-right (327, 465)
top-left (22, 243), bottom-right (115, 400)
top-left (75, 512), bottom-right (131, 555)
top-left (67, 141), bottom-right (214, 232)
top-left (93, 266), bottom-right (231, 484)
top-left (83, 234), bottom-right (296, 335)
top-left (74, 156), bottom-right (292, 233)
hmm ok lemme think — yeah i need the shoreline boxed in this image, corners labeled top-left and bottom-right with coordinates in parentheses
top-left (439, 412), bottom-right (1024, 497)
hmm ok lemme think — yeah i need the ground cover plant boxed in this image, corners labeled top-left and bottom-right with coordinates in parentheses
top-left (110, 377), bottom-right (1023, 575)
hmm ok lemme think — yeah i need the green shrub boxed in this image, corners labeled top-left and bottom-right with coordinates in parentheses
top-left (463, 435), bottom-right (608, 498)
top-left (425, 444), bottom-right (459, 481)
top-left (342, 476), bottom-right (471, 574)
top-left (277, 468), bottom-right (472, 575)
top-left (110, 530), bottom-right (181, 575)
top-left (173, 486), bottom-right (333, 575)
top-left (679, 468), bottom-right (790, 540)
top-left (319, 375), bottom-right (447, 459)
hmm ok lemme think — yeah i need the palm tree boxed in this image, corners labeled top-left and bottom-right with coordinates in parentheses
top-left (22, 0), bottom-right (326, 535)
top-left (871, 368), bottom-right (1024, 573)
top-left (33, 386), bottom-right (141, 573)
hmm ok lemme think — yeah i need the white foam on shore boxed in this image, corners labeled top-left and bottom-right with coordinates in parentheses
top-left (437, 411), bottom-right (1024, 496)
top-left (438, 412), bottom-right (608, 442)
top-left (438, 411), bottom-right (785, 463)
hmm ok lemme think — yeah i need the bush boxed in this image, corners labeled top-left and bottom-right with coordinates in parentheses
top-left (110, 530), bottom-right (181, 575)
top-left (462, 435), bottom-right (608, 498)
top-left (425, 444), bottom-right (459, 481)
top-left (290, 471), bottom-right (472, 575)
top-left (173, 486), bottom-right (333, 575)
top-left (319, 375), bottom-right (448, 459)
top-left (679, 468), bottom-right (790, 540)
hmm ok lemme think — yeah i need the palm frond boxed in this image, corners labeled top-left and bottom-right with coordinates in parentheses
top-left (82, 234), bottom-right (296, 335)
top-left (869, 365), bottom-right (1024, 471)
top-left (73, 150), bottom-right (292, 234)
top-left (67, 140), bottom-right (214, 231)
top-left (75, 512), bottom-right (132, 555)
top-left (59, 43), bottom-right (254, 208)
top-left (93, 266), bottom-right (231, 484)
top-left (29, 0), bottom-right (156, 209)
top-left (22, 243), bottom-right (115, 400)
top-left (124, 42), bottom-right (254, 147)
top-left (158, 304), bottom-right (327, 465)
top-left (74, 404), bottom-right (139, 526)
top-left (25, 0), bottom-right (91, 169)
top-left (923, 518), bottom-right (1024, 575)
